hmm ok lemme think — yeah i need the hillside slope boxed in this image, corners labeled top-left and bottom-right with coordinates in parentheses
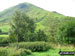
top-left (0, 2), bottom-right (65, 23)
top-left (0, 2), bottom-right (74, 34)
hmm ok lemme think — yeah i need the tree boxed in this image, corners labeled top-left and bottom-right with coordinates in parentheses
top-left (9, 11), bottom-right (35, 42)
top-left (56, 19), bottom-right (75, 44)
top-left (37, 29), bottom-right (47, 41)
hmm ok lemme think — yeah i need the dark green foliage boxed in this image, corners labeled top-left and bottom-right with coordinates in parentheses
top-left (36, 29), bottom-right (47, 41)
top-left (0, 37), bottom-right (9, 46)
top-left (0, 29), bottom-right (2, 33)
top-left (56, 18), bottom-right (75, 44)
top-left (9, 42), bottom-right (51, 52)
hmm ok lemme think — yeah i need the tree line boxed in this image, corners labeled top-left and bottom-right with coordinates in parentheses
top-left (8, 11), bottom-right (75, 44)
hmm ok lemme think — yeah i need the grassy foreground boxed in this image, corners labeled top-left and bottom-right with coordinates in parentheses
top-left (33, 49), bottom-right (59, 56)
top-left (33, 45), bottom-right (75, 56)
top-left (0, 42), bottom-right (75, 56)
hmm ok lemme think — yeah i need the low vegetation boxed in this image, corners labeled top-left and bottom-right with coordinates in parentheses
top-left (9, 42), bottom-right (51, 52)
top-left (0, 47), bottom-right (32, 56)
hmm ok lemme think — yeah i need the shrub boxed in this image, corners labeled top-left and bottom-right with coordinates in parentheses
top-left (9, 42), bottom-right (51, 52)
top-left (0, 47), bottom-right (32, 56)
top-left (0, 37), bottom-right (9, 46)
top-left (0, 48), bottom-right (7, 56)
top-left (0, 29), bottom-right (2, 33)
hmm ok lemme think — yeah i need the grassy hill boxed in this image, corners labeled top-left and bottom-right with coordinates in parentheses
top-left (0, 2), bottom-right (74, 37)
top-left (0, 2), bottom-right (65, 23)
top-left (0, 2), bottom-right (67, 31)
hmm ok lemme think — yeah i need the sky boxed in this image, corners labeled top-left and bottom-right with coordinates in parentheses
top-left (0, 0), bottom-right (75, 17)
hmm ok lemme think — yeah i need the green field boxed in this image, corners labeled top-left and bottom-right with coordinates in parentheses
top-left (0, 24), bottom-right (9, 38)
top-left (0, 24), bottom-right (10, 32)
top-left (0, 35), bottom-right (8, 37)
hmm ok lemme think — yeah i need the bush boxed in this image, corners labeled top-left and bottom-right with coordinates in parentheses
top-left (9, 42), bottom-right (51, 52)
top-left (0, 29), bottom-right (2, 33)
top-left (0, 47), bottom-right (32, 56)
top-left (0, 48), bottom-right (7, 56)
top-left (0, 37), bottom-right (9, 46)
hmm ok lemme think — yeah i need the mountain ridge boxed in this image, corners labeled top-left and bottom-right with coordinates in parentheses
top-left (0, 2), bottom-right (65, 23)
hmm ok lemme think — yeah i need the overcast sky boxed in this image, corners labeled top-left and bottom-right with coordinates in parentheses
top-left (0, 0), bottom-right (75, 17)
